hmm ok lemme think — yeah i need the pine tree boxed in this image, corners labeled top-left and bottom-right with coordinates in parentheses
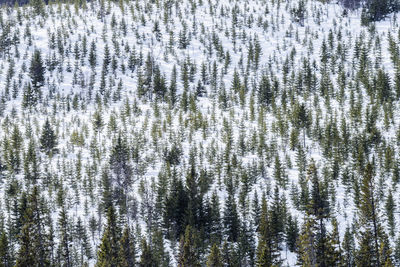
top-left (57, 207), bottom-right (72, 267)
top-left (75, 217), bottom-right (92, 264)
top-left (342, 226), bottom-right (355, 267)
top-left (325, 218), bottom-right (342, 266)
top-left (385, 189), bottom-right (395, 237)
top-left (286, 214), bottom-right (299, 253)
top-left (103, 44), bottom-right (111, 74)
top-left (297, 217), bottom-right (318, 267)
top-left (223, 189), bottom-right (240, 242)
top-left (15, 187), bottom-right (50, 267)
top-left (209, 191), bottom-right (222, 245)
top-left (40, 118), bottom-right (57, 155)
top-left (92, 110), bottom-right (104, 148)
top-left (109, 133), bottom-right (132, 210)
top-left (356, 162), bottom-right (393, 267)
top-left (22, 83), bottom-right (37, 109)
top-left (118, 227), bottom-right (136, 267)
top-left (29, 49), bottom-right (45, 90)
top-left (308, 160), bottom-right (330, 267)
top-left (139, 239), bottom-right (156, 267)
top-left (151, 229), bottom-right (169, 267)
top-left (153, 66), bottom-right (167, 100)
top-left (164, 173), bottom-right (188, 239)
top-left (177, 225), bottom-right (201, 267)
top-left (258, 74), bottom-right (272, 106)
top-left (15, 223), bottom-right (36, 267)
top-left (256, 193), bottom-right (281, 266)
top-left (184, 155), bottom-right (201, 229)
top-left (207, 244), bottom-right (223, 267)
top-left (31, 0), bottom-right (45, 16)
top-left (89, 41), bottom-right (97, 69)
top-left (0, 231), bottom-right (11, 267)
top-left (96, 206), bottom-right (120, 267)
top-left (23, 138), bottom-right (39, 183)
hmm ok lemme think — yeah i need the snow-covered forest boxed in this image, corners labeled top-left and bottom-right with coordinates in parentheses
top-left (1, 0), bottom-right (400, 266)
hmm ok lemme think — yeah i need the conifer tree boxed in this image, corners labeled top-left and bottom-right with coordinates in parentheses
top-left (23, 138), bottom-right (39, 183)
top-left (89, 41), bottom-right (97, 69)
top-left (258, 74), bottom-right (272, 106)
top-left (207, 243), bottom-right (223, 267)
top-left (139, 239), bottom-right (156, 267)
top-left (177, 225), bottom-right (201, 267)
top-left (22, 83), bottom-right (37, 109)
top-left (109, 133), bottom-right (132, 210)
top-left (57, 207), bottom-right (72, 267)
top-left (40, 118), bottom-right (57, 155)
top-left (342, 226), bottom-right (355, 267)
top-left (297, 216), bottom-right (318, 267)
top-left (29, 49), bottom-right (45, 91)
top-left (96, 206), bottom-right (120, 267)
top-left (0, 231), bottom-right (11, 267)
top-left (256, 193), bottom-right (281, 266)
top-left (223, 188), bottom-right (240, 242)
top-left (31, 0), bottom-right (45, 16)
top-left (15, 187), bottom-right (50, 267)
top-left (118, 227), bottom-right (136, 267)
top-left (356, 162), bottom-right (394, 267)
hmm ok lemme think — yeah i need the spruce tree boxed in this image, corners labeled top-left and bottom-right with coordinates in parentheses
top-left (22, 83), bottom-right (37, 109)
top-left (256, 193), bottom-right (281, 266)
top-left (118, 227), bottom-right (136, 267)
top-left (96, 206), bottom-right (120, 267)
top-left (356, 162), bottom-right (393, 267)
top-left (40, 118), bottom-right (57, 155)
top-left (31, 0), bottom-right (45, 16)
top-left (23, 138), bottom-right (39, 183)
top-left (207, 243), bottom-right (223, 267)
top-left (15, 187), bottom-right (50, 267)
top-left (139, 239), bottom-right (156, 267)
top-left (29, 49), bottom-right (45, 91)
top-left (0, 231), bottom-right (11, 267)
top-left (57, 207), bottom-right (72, 267)
top-left (223, 189), bottom-right (240, 242)
top-left (177, 225), bottom-right (201, 267)
top-left (109, 133), bottom-right (132, 210)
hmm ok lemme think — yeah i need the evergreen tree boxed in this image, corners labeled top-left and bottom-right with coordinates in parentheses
top-left (118, 227), bottom-right (136, 267)
top-left (23, 138), bottom-right (39, 183)
top-left (177, 225), bottom-right (201, 267)
top-left (31, 0), bottom-right (45, 16)
top-left (15, 187), bottom-right (50, 267)
top-left (29, 49), bottom-right (45, 91)
top-left (297, 217), bottom-right (318, 267)
top-left (385, 189), bottom-right (395, 237)
top-left (207, 243), bottom-right (223, 267)
top-left (40, 118), bottom-right (57, 155)
top-left (342, 226), bottom-right (355, 267)
top-left (22, 83), bottom-right (38, 109)
top-left (89, 41), bottom-right (97, 69)
top-left (139, 239), bottom-right (156, 267)
top-left (109, 133), bottom-right (132, 210)
top-left (57, 207), bottom-right (72, 267)
top-left (223, 189), bottom-right (240, 242)
top-left (258, 74), bottom-right (272, 106)
top-left (164, 173), bottom-right (188, 239)
top-left (356, 162), bottom-right (393, 267)
top-left (0, 231), bottom-right (11, 267)
top-left (256, 193), bottom-right (281, 266)
top-left (96, 206), bottom-right (120, 267)
top-left (286, 215), bottom-right (299, 253)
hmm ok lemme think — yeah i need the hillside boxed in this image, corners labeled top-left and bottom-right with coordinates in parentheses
top-left (1, 0), bottom-right (400, 266)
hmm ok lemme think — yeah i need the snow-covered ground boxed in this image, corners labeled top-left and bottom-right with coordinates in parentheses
top-left (0, 0), bottom-right (400, 265)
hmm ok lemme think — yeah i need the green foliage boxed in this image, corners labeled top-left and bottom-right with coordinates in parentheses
top-left (40, 118), bottom-right (57, 155)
